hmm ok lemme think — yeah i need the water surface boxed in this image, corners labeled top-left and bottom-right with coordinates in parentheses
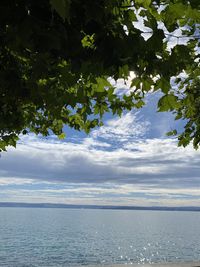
top-left (0, 208), bottom-right (200, 266)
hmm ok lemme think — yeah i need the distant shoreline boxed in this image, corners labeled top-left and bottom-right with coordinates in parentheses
top-left (82, 263), bottom-right (200, 267)
top-left (0, 202), bottom-right (200, 212)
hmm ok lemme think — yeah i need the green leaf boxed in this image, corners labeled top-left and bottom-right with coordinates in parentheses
top-left (128, 10), bottom-right (137, 21)
top-left (58, 132), bottom-right (66, 139)
top-left (158, 94), bottom-right (179, 112)
top-left (94, 77), bottom-right (111, 92)
top-left (135, 0), bottom-right (151, 8)
top-left (81, 34), bottom-right (95, 49)
top-left (131, 77), bottom-right (141, 88)
top-left (142, 77), bottom-right (153, 92)
top-left (166, 129), bottom-right (177, 136)
top-left (155, 77), bottom-right (170, 94)
top-left (135, 99), bottom-right (145, 108)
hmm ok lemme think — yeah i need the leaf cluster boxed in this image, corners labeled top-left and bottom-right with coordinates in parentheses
top-left (0, 0), bottom-right (200, 150)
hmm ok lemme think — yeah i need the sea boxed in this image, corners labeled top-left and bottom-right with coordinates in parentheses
top-left (0, 208), bottom-right (200, 267)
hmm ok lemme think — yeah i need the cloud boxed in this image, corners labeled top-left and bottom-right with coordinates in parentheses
top-left (1, 133), bottom-right (200, 189)
top-left (0, 177), bottom-right (34, 186)
top-left (0, 182), bottom-right (200, 206)
top-left (91, 111), bottom-right (150, 143)
top-left (0, 105), bottom-right (199, 206)
top-left (0, 110), bottom-right (199, 191)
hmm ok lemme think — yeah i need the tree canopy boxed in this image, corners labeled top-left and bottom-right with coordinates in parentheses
top-left (0, 0), bottom-right (200, 151)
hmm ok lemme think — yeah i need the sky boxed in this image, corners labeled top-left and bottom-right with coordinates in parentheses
top-left (1, 15), bottom-right (200, 208)
top-left (0, 82), bottom-right (200, 207)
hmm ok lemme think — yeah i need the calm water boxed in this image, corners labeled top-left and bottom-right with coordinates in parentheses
top-left (0, 208), bottom-right (200, 266)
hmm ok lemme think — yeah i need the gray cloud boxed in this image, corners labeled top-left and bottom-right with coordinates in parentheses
top-left (0, 134), bottom-right (200, 190)
top-left (0, 107), bottom-right (200, 206)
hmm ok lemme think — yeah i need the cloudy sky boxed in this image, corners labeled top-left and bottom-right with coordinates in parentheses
top-left (1, 4), bottom-right (199, 207)
top-left (0, 81), bottom-right (200, 207)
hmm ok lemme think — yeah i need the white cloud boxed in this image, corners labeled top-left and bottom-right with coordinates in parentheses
top-left (0, 108), bottom-right (200, 206)
top-left (91, 111), bottom-right (150, 142)
top-left (1, 135), bottom-right (200, 188)
top-left (82, 137), bottom-right (111, 148)
top-left (0, 178), bottom-right (34, 186)
top-left (1, 184), bottom-right (199, 206)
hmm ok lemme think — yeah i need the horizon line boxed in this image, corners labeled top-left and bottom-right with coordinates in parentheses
top-left (0, 202), bottom-right (200, 212)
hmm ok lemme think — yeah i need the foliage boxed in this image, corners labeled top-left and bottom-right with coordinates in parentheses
top-left (0, 0), bottom-right (200, 150)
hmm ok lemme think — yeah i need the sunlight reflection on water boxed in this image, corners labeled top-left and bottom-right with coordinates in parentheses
top-left (0, 208), bottom-right (200, 266)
